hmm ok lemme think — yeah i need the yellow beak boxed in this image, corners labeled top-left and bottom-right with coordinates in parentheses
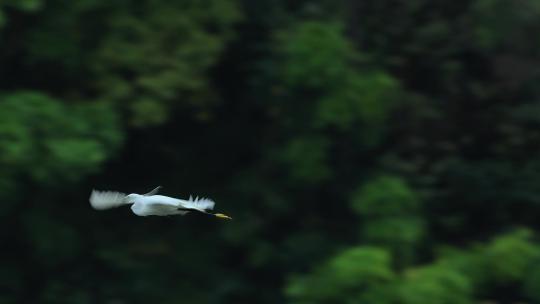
top-left (215, 213), bottom-right (232, 220)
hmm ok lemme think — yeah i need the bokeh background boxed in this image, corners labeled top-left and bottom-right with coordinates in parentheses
top-left (2, 0), bottom-right (540, 303)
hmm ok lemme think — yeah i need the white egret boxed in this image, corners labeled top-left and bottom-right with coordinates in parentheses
top-left (89, 186), bottom-right (232, 219)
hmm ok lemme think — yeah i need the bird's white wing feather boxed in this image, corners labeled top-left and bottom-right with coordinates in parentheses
top-left (184, 195), bottom-right (215, 211)
top-left (144, 186), bottom-right (162, 196)
top-left (89, 190), bottom-right (127, 210)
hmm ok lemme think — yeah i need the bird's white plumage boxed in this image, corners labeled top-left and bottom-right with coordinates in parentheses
top-left (89, 190), bottom-right (127, 210)
top-left (130, 195), bottom-right (184, 216)
top-left (89, 187), bottom-right (220, 217)
top-left (182, 195), bottom-right (215, 211)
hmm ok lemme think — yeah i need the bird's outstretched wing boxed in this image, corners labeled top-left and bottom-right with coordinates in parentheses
top-left (185, 195), bottom-right (215, 211)
top-left (144, 186), bottom-right (162, 196)
top-left (89, 190), bottom-right (127, 210)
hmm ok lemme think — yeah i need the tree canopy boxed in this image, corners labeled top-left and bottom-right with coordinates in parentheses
top-left (2, 0), bottom-right (540, 303)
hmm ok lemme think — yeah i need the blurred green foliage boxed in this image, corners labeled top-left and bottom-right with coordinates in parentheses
top-left (287, 246), bottom-right (396, 304)
top-left (351, 176), bottom-right (424, 267)
top-left (0, 92), bottom-right (121, 197)
top-left (400, 264), bottom-right (472, 304)
top-left (2, 0), bottom-right (540, 303)
top-left (95, 0), bottom-right (241, 126)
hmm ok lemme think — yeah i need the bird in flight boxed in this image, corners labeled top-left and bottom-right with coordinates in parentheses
top-left (89, 186), bottom-right (232, 219)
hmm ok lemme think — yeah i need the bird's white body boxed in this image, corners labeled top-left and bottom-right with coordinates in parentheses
top-left (129, 194), bottom-right (213, 216)
top-left (130, 194), bottom-right (182, 216)
top-left (89, 186), bottom-right (218, 217)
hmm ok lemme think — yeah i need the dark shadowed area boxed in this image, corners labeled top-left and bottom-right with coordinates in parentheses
top-left (1, 0), bottom-right (540, 303)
